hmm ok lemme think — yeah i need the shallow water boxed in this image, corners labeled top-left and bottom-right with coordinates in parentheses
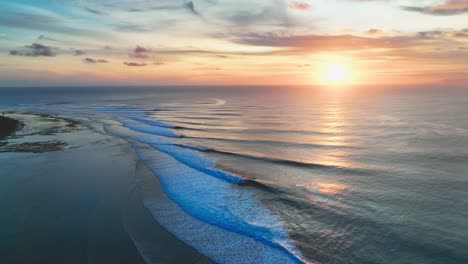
top-left (1, 86), bottom-right (468, 263)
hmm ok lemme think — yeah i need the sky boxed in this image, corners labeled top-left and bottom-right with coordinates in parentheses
top-left (0, 0), bottom-right (467, 86)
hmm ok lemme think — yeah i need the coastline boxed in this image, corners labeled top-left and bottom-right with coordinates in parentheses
top-left (0, 114), bottom-right (23, 141)
top-left (0, 112), bottom-right (212, 263)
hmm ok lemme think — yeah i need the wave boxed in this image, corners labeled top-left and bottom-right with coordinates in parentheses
top-left (15, 105), bottom-right (308, 262)
top-left (151, 144), bottom-right (246, 184)
top-left (198, 147), bottom-right (333, 168)
top-left (148, 119), bottom-right (331, 135)
top-left (181, 135), bottom-right (353, 150)
top-left (131, 141), bottom-right (305, 263)
top-left (120, 120), bottom-right (180, 138)
top-left (129, 116), bottom-right (174, 128)
top-left (192, 146), bottom-right (372, 175)
top-left (133, 160), bottom-right (299, 263)
top-left (101, 122), bottom-right (245, 184)
top-left (211, 113), bottom-right (242, 117)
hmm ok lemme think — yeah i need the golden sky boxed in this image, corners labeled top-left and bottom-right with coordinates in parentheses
top-left (1, 0), bottom-right (467, 86)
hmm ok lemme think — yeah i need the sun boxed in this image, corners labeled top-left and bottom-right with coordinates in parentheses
top-left (323, 64), bottom-right (349, 85)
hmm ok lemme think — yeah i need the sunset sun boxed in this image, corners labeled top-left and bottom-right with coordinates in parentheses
top-left (323, 64), bottom-right (350, 85)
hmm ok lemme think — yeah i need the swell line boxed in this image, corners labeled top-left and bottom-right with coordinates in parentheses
top-left (180, 135), bottom-right (354, 150)
top-left (171, 143), bottom-right (373, 176)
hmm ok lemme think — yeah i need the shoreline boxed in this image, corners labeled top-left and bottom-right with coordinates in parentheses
top-left (0, 111), bottom-right (212, 263)
top-left (0, 112), bottom-right (78, 153)
top-left (0, 115), bottom-right (23, 140)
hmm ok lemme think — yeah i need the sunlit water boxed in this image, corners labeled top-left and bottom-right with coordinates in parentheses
top-left (1, 86), bottom-right (467, 263)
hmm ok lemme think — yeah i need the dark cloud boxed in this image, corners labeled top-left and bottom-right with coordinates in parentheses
top-left (130, 46), bottom-right (151, 59)
top-left (85, 7), bottom-right (106, 15)
top-left (417, 29), bottom-right (468, 41)
top-left (83, 58), bottom-right (96, 63)
top-left (135, 46), bottom-right (151, 53)
top-left (26, 43), bottom-right (56, 56)
top-left (113, 23), bottom-right (153, 32)
top-left (83, 57), bottom-right (109, 63)
top-left (185, 1), bottom-right (201, 16)
top-left (365, 29), bottom-right (384, 35)
top-left (9, 43), bottom-right (56, 57)
top-left (402, 0), bottom-right (468, 16)
top-left (74, 50), bottom-right (86, 56)
top-left (124, 62), bottom-right (147, 67)
top-left (350, 0), bottom-right (468, 16)
top-left (418, 30), bottom-right (445, 39)
top-left (128, 8), bottom-right (144, 12)
top-left (38, 35), bottom-right (56, 41)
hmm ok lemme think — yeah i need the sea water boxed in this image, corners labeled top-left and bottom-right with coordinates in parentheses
top-left (1, 86), bottom-right (467, 263)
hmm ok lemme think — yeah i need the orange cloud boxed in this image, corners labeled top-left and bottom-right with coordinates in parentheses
top-left (451, 32), bottom-right (468, 40)
top-left (403, 0), bottom-right (468, 15)
top-left (288, 1), bottom-right (311, 11)
top-left (365, 29), bottom-right (384, 36)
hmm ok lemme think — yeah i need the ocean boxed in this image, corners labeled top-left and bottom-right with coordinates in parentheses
top-left (1, 86), bottom-right (467, 263)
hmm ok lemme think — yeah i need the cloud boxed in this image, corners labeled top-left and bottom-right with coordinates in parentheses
top-left (85, 7), bottom-right (106, 15)
top-left (402, 0), bottom-right (468, 15)
top-left (185, 1), bottom-right (201, 16)
top-left (135, 46), bottom-right (150, 53)
top-left (228, 2), bottom-right (288, 26)
top-left (38, 35), bottom-right (56, 41)
top-left (9, 43), bottom-right (56, 57)
top-left (289, 1), bottom-right (312, 11)
top-left (417, 29), bottom-right (468, 41)
top-left (74, 50), bottom-right (86, 56)
top-left (451, 32), bottom-right (468, 40)
top-left (418, 30), bottom-right (445, 39)
top-left (26, 43), bottom-right (56, 56)
top-left (83, 57), bottom-right (109, 63)
top-left (83, 58), bottom-right (95, 63)
top-left (124, 62), bottom-right (147, 67)
top-left (0, 12), bottom-right (98, 36)
top-left (232, 33), bottom-right (418, 51)
top-left (365, 28), bottom-right (384, 35)
top-left (118, 1), bottom-right (202, 16)
top-left (130, 46), bottom-right (151, 59)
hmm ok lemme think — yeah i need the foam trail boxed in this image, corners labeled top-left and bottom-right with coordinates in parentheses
top-left (103, 123), bottom-right (246, 184)
top-left (153, 144), bottom-right (245, 184)
top-left (132, 142), bottom-right (304, 263)
top-left (134, 157), bottom-right (299, 264)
